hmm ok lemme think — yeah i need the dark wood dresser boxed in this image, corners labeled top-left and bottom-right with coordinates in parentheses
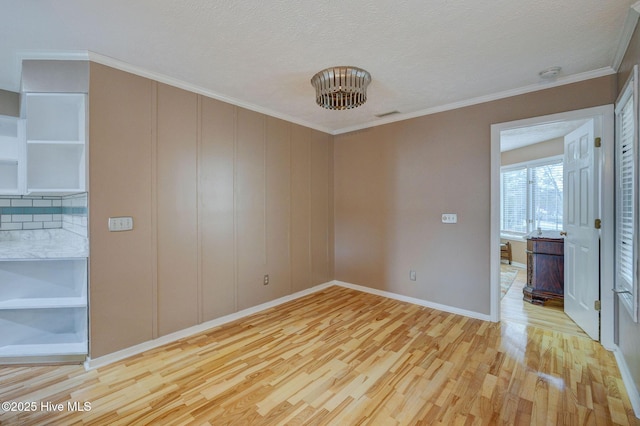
top-left (523, 236), bottom-right (564, 305)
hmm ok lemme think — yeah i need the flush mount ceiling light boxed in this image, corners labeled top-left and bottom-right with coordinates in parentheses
top-left (311, 66), bottom-right (371, 110)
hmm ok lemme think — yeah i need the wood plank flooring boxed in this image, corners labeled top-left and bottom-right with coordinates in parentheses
top-left (501, 266), bottom-right (589, 338)
top-left (0, 286), bottom-right (637, 425)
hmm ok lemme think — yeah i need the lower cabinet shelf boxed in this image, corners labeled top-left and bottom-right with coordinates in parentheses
top-left (0, 259), bottom-right (88, 363)
top-left (0, 296), bottom-right (86, 310)
top-left (0, 307), bottom-right (87, 359)
top-left (0, 341), bottom-right (87, 357)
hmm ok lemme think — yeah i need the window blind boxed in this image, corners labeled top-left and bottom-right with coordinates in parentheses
top-left (531, 162), bottom-right (563, 231)
top-left (615, 64), bottom-right (639, 322)
top-left (501, 159), bottom-right (563, 235)
top-left (618, 97), bottom-right (635, 290)
top-left (501, 167), bottom-right (527, 233)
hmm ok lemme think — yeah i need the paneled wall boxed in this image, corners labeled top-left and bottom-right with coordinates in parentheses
top-left (155, 83), bottom-right (199, 336)
top-left (89, 66), bottom-right (155, 357)
top-left (89, 63), bottom-right (334, 358)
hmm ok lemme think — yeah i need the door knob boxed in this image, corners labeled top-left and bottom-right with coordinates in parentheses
top-left (560, 231), bottom-right (567, 236)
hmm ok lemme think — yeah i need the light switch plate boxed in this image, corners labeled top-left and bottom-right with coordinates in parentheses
top-left (442, 213), bottom-right (457, 224)
top-left (108, 216), bottom-right (134, 232)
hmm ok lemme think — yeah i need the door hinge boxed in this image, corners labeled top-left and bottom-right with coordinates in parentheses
top-left (595, 219), bottom-right (601, 229)
top-left (594, 300), bottom-right (601, 311)
top-left (595, 137), bottom-right (601, 148)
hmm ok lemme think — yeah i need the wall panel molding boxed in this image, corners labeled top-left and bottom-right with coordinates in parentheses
top-left (89, 63), bottom-right (334, 358)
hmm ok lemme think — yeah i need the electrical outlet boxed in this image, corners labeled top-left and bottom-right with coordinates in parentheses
top-left (263, 274), bottom-right (269, 285)
top-left (410, 270), bottom-right (416, 281)
top-left (108, 216), bottom-right (134, 232)
top-left (441, 213), bottom-right (457, 224)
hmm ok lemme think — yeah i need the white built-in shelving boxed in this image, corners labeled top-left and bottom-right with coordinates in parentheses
top-left (0, 116), bottom-right (25, 194)
top-left (0, 61), bottom-right (89, 364)
top-left (0, 258), bottom-right (88, 359)
top-left (26, 93), bottom-right (86, 194)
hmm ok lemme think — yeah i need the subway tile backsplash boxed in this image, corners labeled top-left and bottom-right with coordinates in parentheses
top-left (0, 193), bottom-right (87, 236)
top-left (62, 193), bottom-right (88, 237)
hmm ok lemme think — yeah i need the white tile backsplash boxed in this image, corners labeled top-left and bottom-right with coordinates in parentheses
top-left (0, 223), bottom-right (21, 230)
top-left (23, 222), bottom-right (44, 230)
top-left (11, 199), bottom-right (33, 207)
top-left (0, 194), bottom-right (86, 232)
top-left (62, 193), bottom-right (88, 237)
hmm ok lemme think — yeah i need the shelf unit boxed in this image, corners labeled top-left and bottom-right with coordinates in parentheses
top-left (0, 258), bottom-right (87, 359)
top-left (0, 116), bottom-right (25, 194)
top-left (25, 93), bottom-right (86, 194)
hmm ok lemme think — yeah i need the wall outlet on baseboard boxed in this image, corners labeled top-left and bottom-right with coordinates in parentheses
top-left (410, 270), bottom-right (416, 281)
top-left (263, 274), bottom-right (269, 285)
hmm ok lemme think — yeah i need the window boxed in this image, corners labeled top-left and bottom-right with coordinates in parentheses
top-left (615, 64), bottom-right (639, 322)
top-left (501, 158), bottom-right (563, 236)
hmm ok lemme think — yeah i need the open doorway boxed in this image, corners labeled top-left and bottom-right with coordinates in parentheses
top-left (490, 105), bottom-right (615, 349)
top-left (500, 119), bottom-right (587, 337)
top-left (498, 118), bottom-right (588, 336)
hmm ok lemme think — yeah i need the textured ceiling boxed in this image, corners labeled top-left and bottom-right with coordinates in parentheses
top-left (500, 119), bottom-right (588, 152)
top-left (0, 1), bottom-right (635, 134)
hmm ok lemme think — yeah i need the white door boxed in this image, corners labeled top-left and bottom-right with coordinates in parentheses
top-left (563, 119), bottom-right (600, 340)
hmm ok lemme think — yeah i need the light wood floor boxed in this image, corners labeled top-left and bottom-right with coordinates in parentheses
top-left (500, 266), bottom-right (589, 338)
top-left (0, 286), bottom-right (637, 425)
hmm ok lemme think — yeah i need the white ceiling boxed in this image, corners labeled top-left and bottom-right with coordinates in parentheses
top-left (0, 1), bottom-right (635, 134)
top-left (500, 119), bottom-right (588, 152)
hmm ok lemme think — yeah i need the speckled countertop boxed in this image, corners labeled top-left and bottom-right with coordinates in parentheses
top-left (0, 229), bottom-right (88, 259)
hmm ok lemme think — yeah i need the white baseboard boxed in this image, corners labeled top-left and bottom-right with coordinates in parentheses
top-left (85, 281), bottom-right (334, 370)
top-left (614, 348), bottom-right (640, 418)
top-left (86, 280), bottom-right (491, 370)
top-left (333, 280), bottom-right (492, 321)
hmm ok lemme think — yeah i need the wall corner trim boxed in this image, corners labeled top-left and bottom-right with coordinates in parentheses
top-left (333, 280), bottom-right (493, 322)
top-left (613, 348), bottom-right (640, 418)
top-left (612, 4), bottom-right (640, 72)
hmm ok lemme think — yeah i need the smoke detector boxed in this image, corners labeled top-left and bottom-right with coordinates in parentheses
top-left (538, 66), bottom-right (562, 80)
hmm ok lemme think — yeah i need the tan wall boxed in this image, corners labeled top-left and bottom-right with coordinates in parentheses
top-left (500, 239), bottom-right (526, 266)
top-left (89, 63), bottom-right (334, 357)
top-left (88, 66), bottom-right (155, 356)
top-left (616, 20), bottom-right (640, 404)
top-left (334, 75), bottom-right (616, 315)
top-left (501, 137), bottom-right (563, 166)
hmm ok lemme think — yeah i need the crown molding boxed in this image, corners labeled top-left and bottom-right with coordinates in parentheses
top-left (611, 3), bottom-right (640, 72)
top-left (11, 50), bottom-right (617, 136)
top-left (87, 52), bottom-right (333, 135)
top-left (6, 50), bottom-right (90, 92)
top-left (332, 67), bottom-right (616, 135)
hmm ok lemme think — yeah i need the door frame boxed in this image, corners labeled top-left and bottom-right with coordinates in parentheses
top-left (490, 105), bottom-right (615, 350)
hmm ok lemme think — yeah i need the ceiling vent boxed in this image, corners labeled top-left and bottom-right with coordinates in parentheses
top-left (375, 110), bottom-right (400, 118)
